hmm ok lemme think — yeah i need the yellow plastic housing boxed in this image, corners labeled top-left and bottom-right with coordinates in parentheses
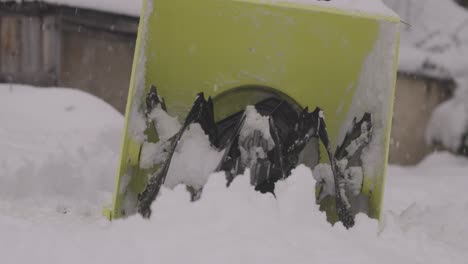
top-left (105, 0), bottom-right (400, 222)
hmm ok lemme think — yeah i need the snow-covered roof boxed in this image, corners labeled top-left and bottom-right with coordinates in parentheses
top-left (384, 0), bottom-right (468, 80)
top-left (1, 0), bottom-right (142, 16)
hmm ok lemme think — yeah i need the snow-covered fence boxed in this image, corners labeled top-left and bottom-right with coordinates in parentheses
top-left (0, 1), bottom-right (138, 113)
top-left (0, 14), bottom-right (58, 85)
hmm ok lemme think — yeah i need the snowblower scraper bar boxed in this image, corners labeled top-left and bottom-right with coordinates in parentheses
top-left (137, 86), bottom-right (372, 229)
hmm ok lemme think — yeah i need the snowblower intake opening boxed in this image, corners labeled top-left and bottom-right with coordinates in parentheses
top-left (136, 86), bottom-right (373, 229)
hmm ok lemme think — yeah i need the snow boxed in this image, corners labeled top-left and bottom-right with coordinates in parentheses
top-left (312, 163), bottom-right (335, 201)
top-left (141, 107), bottom-right (225, 190)
top-left (240, 105), bottom-right (275, 151)
top-left (1, 84), bottom-right (468, 263)
top-left (269, 0), bottom-right (397, 17)
top-left (383, 0), bottom-right (468, 80)
top-left (139, 108), bottom-right (180, 170)
top-left (0, 84), bottom-right (122, 215)
top-left (164, 124), bottom-right (224, 190)
top-left (128, 0), bottom-right (153, 143)
top-left (148, 108), bottom-right (181, 141)
top-left (2, 0), bottom-right (142, 16)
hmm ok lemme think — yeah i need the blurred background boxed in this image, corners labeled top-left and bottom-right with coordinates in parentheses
top-left (1, 0), bottom-right (467, 166)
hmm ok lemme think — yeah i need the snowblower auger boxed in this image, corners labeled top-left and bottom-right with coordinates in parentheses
top-left (137, 88), bottom-right (369, 228)
top-left (104, 0), bottom-right (400, 228)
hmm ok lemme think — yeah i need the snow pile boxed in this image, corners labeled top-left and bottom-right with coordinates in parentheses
top-left (140, 106), bottom-right (224, 191)
top-left (1, 155), bottom-right (468, 263)
top-left (0, 84), bottom-right (123, 215)
top-left (268, 0), bottom-right (396, 17)
top-left (383, 0), bottom-right (468, 153)
top-left (148, 108), bottom-right (181, 140)
top-left (139, 107), bottom-right (180, 170)
top-left (1, 0), bottom-right (142, 16)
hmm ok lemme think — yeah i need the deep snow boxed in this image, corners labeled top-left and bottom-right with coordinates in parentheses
top-left (1, 84), bottom-right (468, 263)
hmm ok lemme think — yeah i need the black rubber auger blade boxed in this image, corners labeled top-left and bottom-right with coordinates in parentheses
top-left (335, 113), bottom-right (372, 162)
top-left (324, 112), bottom-right (373, 229)
top-left (277, 107), bottom-right (354, 228)
top-left (314, 110), bottom-right (356, 229)
top-left (137, 93), bottom-right (217, 218)
top-left (145, 85), bottom-right (166, 115)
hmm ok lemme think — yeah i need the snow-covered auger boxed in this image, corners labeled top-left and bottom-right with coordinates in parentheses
top-left (104, 0), bottom-right (400, 228)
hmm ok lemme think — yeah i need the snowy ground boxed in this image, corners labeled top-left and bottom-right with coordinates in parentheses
top-left (1, 84), bottom-right (467, 263)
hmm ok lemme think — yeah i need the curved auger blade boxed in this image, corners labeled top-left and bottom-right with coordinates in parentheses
top-left (335, 113), bottom-right (372, 161)
top-left (145, 85), bottom-right (167, 115)
top-left (137, 93), bottom-right (217, 218)
top-left (313, 108), bottom-right (356, 229)
top-left (284, 107), bottom-right (371, 229)
top-left (216, 113), bottom-right (246, 186)
top-left (333, 113), bottom-right (373, 229)
top-left (317, 111), bottom-right (373, 229)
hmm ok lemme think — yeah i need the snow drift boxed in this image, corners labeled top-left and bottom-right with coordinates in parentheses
top-left (0, 84), bottom-right (123, 215)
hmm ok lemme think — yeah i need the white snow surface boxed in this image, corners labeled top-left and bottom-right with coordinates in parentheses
top-left (164, 124), bottom-right (224, 190)
top-left (0, 84), bottom-right (122, 215)
top-left (148, 108), bottom-right (181, 141)
top-left (269, 0), bottom-right (396, 17)
top-left (2, 0), bottom-right (142, 16)
top-left (1, 85), bottom-right (468, 263)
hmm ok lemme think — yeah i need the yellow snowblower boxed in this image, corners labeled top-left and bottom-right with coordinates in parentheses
top-left (104, 0), bottom-right (400, 228)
